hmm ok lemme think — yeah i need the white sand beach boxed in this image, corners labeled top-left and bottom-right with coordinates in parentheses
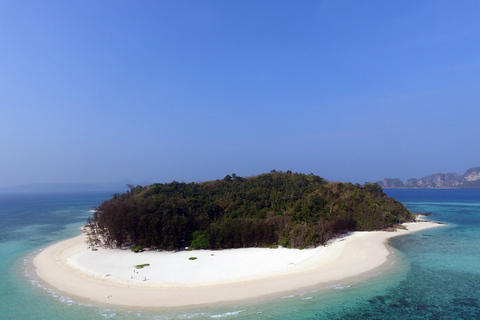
top-left (33, 221), bottom-right (444, 307)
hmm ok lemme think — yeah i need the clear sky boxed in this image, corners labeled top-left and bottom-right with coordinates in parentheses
top-left (1, 1), bottom-right (479, 187)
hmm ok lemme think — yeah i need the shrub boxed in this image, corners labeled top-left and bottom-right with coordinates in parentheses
top-left (131, 245), bottom-right (144, 253)
top-left (190, 231), bottom-right (209, 249)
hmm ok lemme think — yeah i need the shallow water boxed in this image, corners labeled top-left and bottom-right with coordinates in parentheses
top-left (1, 189), bottom-right (479, 319)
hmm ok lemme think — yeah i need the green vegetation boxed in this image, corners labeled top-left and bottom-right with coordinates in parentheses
top-left (84, 171), bottom-right (414, 250)
top-left (130, 245), bottom-right (143, 253)
top-left (135, 263), bottom-right (150, 269)
top-left (189, 257), bottom-right (197, 260)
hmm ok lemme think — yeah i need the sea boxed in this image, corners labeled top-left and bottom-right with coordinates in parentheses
top-left (0, 189), bottom-right (479, 319)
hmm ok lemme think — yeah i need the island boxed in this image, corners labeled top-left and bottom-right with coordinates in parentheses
top-left (84, 171), bottom-right (415, 251)
top-left (33, 171), bottom-right (445, 307)
top-left (377, 167), bottom-right (480, 189)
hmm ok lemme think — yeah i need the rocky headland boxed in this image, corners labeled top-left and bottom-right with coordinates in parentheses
top-left (377, 167), bottom-right (480, 189)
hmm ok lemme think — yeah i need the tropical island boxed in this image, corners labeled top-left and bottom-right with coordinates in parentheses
top-left (33, 171), bottom-right (445, 307)
top-left (84, 171), bottom-right (414, 251)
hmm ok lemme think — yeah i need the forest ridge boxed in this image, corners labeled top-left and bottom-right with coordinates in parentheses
top-left (85, 171), bottom-right (414, 250)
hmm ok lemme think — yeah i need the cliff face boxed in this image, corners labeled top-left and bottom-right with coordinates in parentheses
top-left (406, 173), bottom-right (463, 188)
top-left (380, 178), bottom-right (405, 188)
top-left (464, 167), bottom-right (480, 182)
top-left (377, 167), bottom-right (480, 189)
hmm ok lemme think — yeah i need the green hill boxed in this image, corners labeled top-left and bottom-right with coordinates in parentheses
top-left (85, 171), bottom-right (414, 250)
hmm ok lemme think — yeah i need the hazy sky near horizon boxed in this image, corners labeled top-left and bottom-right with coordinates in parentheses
top-left (1, 1), bottom-right (479, 187)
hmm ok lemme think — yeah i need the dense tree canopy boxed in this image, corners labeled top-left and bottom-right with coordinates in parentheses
top-left (85, 171), bottom-right (414, 250)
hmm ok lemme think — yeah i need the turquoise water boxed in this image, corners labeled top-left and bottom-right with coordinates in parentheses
top-left (1, 189), bottom-right (479, 319)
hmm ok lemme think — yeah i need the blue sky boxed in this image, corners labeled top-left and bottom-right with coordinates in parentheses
top-left (1, 1), bottom-right (479, 187)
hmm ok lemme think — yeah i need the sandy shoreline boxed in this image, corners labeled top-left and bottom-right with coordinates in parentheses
top-left (33, 220), bottom-right (444, 308)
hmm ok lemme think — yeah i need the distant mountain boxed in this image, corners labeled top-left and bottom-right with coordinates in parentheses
top-left (377, 178), bottom-right (405, 188)
top-left (377, 167), bottom-right (480, 189)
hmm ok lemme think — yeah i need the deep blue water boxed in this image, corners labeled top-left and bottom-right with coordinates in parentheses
top-left (0, 189), bottom-right (479, 319)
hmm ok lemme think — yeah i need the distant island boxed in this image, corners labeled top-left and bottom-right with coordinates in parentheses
top-left (84, 171), bottom-right (414, 251)
top-left (377, 167), bottom-right (480, 189)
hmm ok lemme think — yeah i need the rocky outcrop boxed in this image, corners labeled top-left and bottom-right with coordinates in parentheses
top-left (464, 167), bottom-right (480, 182)
top-left (377, 167), bottom-right (480, 189)
top-left (406, 173), bottom-right (463, 188)
top-left (379, 178), bottom-right (405, 188)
